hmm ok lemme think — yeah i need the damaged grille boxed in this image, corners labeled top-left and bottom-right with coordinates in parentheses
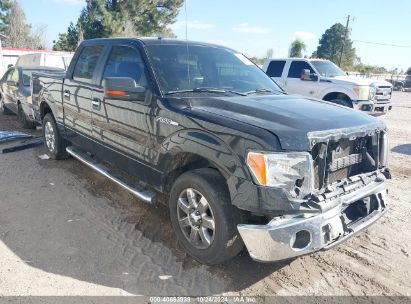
top-left (312, 132), bottom-right (384, 189)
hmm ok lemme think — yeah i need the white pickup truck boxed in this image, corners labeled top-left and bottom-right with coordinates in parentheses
top-left (262, 58), bottom-right (393, 115)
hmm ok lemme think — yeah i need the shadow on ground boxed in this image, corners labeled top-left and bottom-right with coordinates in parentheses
top-left (0, 122), bottom-right (289, 296)
top-left (391, 144), bottom-right (411, 156)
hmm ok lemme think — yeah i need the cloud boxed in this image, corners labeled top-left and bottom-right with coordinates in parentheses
top-left (293, 31), bottom-right (316, 41)
top-left (232, 23), bottom-right (269, 34)
top-left (53, 0), bottom-right (84, 5)
top-left (169, 21), bottom-right (214, 31)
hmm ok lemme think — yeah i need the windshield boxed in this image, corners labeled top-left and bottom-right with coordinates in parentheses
top-left (146, 44), bottom-right (283, 95)
top-left (311, 60), bottom-right (347, 78)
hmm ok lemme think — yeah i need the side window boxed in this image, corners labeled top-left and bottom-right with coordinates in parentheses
top-left (287, 61), bottom-right (315, 78)
top-left (266, 61), bottom-right (286, 77)
top-left (103, 45), bottom-right (148, 87)
top-left (73, 45), bottom-right (104, 83)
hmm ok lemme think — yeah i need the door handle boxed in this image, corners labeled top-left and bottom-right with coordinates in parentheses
top-left (92, 97), bottom-right (101, 109)
top-left (63, 90), bottom-right (70, 100)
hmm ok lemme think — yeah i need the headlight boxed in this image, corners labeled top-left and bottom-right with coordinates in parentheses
top-left (369, 86), bottom-right (376, 101)
top-left (353, 86), bottom-right (370, 101)
top-left (379, 132), bottom-right (389, 167)
top-left (246, 152), bottom-right (314, 200)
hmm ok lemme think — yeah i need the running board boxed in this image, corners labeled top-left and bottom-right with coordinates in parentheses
top-left (66, 146), bottom-right (156, 203)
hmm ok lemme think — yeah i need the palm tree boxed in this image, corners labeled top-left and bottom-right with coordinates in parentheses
top-left (289, 39), bottom-right (306, 58)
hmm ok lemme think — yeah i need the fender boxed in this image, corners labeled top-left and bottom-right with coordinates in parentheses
top-left (157, 129), bottom-right (263, 212)
top-left (318, 85), bottom-right (357, 101)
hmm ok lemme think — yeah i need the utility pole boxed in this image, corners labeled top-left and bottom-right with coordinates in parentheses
top-left (339, 15), bottom-right (350, 67)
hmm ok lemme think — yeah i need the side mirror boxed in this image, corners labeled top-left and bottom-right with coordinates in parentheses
top-left (103, 77), bottom-right (146, 101)
top-left (6, 80), bottom-right (17, 87)
top-left (300, 69), bottom-right (318, 81)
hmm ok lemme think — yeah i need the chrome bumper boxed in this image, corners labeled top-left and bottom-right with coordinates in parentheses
top-left (238, 179), bottom-right (388, 262)
top-left (353, 100), bottom-right (392, 115)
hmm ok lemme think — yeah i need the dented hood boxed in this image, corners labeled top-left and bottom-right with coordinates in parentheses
top-left (189, 94), bottom-right (386, 151)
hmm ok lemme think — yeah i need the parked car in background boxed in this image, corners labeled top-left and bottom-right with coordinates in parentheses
top-left (394, 75), bottom-right (411, 92)
top-left (0, 66), bottom-right (65, 128)
top-left (262, 58), bottom-right (393, 115)
top-left (16, 52), bottom-right (73, 71)
top-left (32, 38), bottom-right (390, 264)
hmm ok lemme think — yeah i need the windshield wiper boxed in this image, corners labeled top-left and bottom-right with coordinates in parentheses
top-left (165, 87), bottom-right (247, 96)
top-left (245, 88), bottom-right (276, 95)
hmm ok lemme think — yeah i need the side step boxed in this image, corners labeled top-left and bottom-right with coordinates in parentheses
top-left (66, 146), bottom-right (156, 203)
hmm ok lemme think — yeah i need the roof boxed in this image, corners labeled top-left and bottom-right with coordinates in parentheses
top-left (15, 66), bottom-right (65, 72)
top-left (80, 37), bottom-right (236, 51)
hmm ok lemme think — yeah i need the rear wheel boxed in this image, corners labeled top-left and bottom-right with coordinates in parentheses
top-left (42, 113), bottom-right (69, 159)
top-left (169, 168), bottom-right (244, 265)
top-left (17, 103), bottom-right (35, 129)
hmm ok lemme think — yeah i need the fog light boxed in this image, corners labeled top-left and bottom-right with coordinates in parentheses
top-left (361, 105), bottom-right (373, 111)
top-left (291, 230), bottom-right (311, 250)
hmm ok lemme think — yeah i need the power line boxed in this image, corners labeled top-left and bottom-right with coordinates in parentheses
top-left (353, 40), bottom-right (411, 48)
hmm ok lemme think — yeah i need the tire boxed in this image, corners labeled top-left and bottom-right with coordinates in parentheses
top-left (0, 96), bottom-right (11, 115)
top-left (42, 113), bottom-right (69, 160)
top-left (169, 168), bottom-right (244, 265)
top-left (330, 98), bottom-right (352, 108)
top-left (17, 103), bottom-right (36, 129)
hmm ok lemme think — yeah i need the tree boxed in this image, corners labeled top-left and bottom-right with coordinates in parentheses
top-left (265, 48), bottom-right (273, 59)
top-left (313, 23), bottom-right (356, 70)
top-left (289, 39), bottom-right (306, 58)
top-left (406, 67), bottom-right (411, 75)
top-left (53, 22), bottom-right (80, 51)
top-left (3, 1), bottom-right (45, 49)
top-left (0, 0), bottom-right (11, 35)
top-left (53, 0), bottom-right (184, 51)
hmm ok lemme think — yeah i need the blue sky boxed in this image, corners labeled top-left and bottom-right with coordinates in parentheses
top-left (21, 0), bottom-right (411, 71)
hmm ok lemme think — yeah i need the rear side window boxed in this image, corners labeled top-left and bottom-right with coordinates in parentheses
top-left (103, 45), bottom-right (147, 87)
top-left (266, 60), bottom-right (286, 77)
top-left (73, 45), bottom-right (104, 82)
top-left (287, 61), bottom-right (315, 78)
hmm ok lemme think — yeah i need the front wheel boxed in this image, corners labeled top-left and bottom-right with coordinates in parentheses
top-left (330, 98), bottom-right (353, 108)
top-left (42, 113), bottom-right (69, 159)
top-left (169, 168), bottom-right (244, 265)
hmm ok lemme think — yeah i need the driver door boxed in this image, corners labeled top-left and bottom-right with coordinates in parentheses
top-left (284, 60), bottom-right (319, 97)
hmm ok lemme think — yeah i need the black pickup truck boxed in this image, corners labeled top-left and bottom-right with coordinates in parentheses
top-left (32, 38), bottom-right (390, 264)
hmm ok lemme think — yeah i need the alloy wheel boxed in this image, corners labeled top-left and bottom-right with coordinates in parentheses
top-left (44, 121), bottom-right (56, 153)
top-left (177, 188), bottom-right (215, 249)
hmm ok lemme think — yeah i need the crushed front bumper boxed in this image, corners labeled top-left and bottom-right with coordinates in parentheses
top-left (238, 175), bottom-right (388, 262)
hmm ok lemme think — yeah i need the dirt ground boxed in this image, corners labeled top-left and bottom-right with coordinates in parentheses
top-left (0, 92), bottom-right (410, 297)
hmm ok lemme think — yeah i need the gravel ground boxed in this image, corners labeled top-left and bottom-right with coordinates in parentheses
top-left (0, 92), bottom-right (410, 296)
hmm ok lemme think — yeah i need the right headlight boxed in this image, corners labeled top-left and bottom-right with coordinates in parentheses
top-left (353, 85), bottom-right (371, 101)
top-left (246, 151), bottom-right (314, 200)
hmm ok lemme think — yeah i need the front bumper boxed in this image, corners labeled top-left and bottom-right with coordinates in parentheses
top-left (353, 100), bottom-right (392, 115)
top-left (238, 174), bottom-right (388, 262)
top-left (21, 103), bottom-right (40, 123)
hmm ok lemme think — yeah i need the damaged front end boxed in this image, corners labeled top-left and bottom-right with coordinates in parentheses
top-left (238, 124), bottom-right (391, 262)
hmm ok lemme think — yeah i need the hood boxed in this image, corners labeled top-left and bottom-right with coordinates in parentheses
top-left (186, 94), bottom-right (385, 151)
top-left (326, 75), bottom-right (392, 87)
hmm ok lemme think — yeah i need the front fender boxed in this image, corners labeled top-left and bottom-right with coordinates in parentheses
top-left (157, 129), bottom-right (262, 212)
top-left (319, 86), bottom-right (357, 101)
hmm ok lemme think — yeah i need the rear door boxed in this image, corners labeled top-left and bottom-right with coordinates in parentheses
top-left (284, 60), bottom-right (319, 97)
top-left (63, 44), bottom-right (105, 139)
top-left (91, 43), bottom-right (155, 163)
top-left (265, 60), bottom-right (286, 88)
